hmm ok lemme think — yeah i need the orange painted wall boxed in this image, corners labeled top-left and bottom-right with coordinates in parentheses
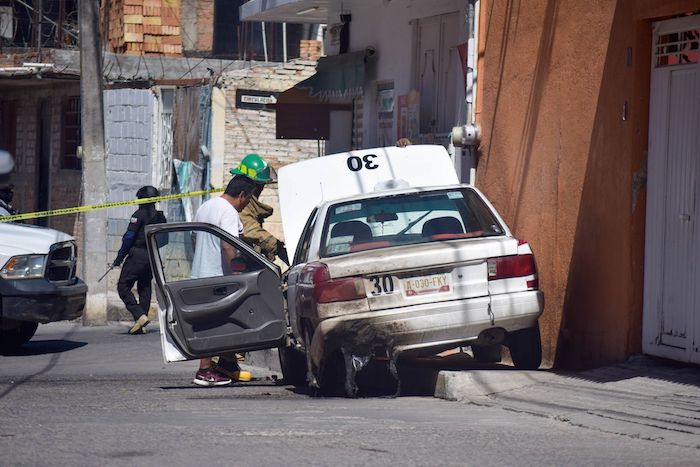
top-left (476, 0), bottom-right (700, 368)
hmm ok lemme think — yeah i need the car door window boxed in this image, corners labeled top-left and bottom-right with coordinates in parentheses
top-left (153, 228), bottom-right (266, 283)
top-left (292, 208), bottom-right (318, 265)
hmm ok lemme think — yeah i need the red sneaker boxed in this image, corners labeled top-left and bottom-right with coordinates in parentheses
top-left (193, 367), bottom-right (232, 387)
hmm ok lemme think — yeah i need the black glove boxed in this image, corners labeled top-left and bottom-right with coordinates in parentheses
top-left (276, 241), bottom-right (289, 266)
top-left (112, 256), bottom-right (124, 267)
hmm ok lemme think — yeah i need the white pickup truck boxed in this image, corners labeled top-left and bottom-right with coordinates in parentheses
top-left (0, 222), bottom-right (87, 352)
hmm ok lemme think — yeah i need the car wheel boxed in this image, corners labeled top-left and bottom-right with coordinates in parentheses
top-left (507, 325), bottom-right (542, 370)
top-left (472, 343), bottom-right (502, 363)
top-left (320, 350), bottom-right (352, 397)
top-left (302, 324), bottom-right (320, 389)
top-left (278, 345), bottom-right (307, 386)
top-left (0, 318), bottom-right (38, 352)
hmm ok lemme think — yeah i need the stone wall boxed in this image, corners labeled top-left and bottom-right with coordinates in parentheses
top-left (221, 59), bottom-right (319, 243)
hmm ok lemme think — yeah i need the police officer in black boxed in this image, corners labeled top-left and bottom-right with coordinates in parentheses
top-left (113, 185), bottom-right (167, 334)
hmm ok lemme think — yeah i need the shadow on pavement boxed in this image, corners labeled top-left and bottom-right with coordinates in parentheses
top-left (160, 380), bottom-right (283, 391)
top-left (271, 352), bottom-right (515, 398)
top-left (0, 325), bottom-right (81, 401)
top-left (553, 354), bottom-right (700, 387)
top-left (0, 339), bottom-right (87, 357)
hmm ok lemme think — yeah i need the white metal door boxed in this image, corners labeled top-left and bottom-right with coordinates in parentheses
top-left (644, 15), bottom-right (700, 363)
top-left (415, 12), bottom-right (461, 135)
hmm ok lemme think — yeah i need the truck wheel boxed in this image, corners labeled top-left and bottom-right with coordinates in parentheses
top-left (0, 318), bottom-right (38, 352)
top-left (507, 325), bottom-right (542, 370)
top-left (278, 345), bottom-right (307, 386)
top-left (472, 343), bottom-right (502, 363)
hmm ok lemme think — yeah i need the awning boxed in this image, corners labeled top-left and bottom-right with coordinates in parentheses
top-left (240, 0), bottom-right (328, 24)
top-left (273, 49), bottom-right (374, 140)
top-left (295, 49), bottom-right (376, 99)
top-left (274, 87), bottom-right (352, 140)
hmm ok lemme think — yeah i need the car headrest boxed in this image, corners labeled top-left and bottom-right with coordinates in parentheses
top-left (330, 221), bottom-right (373, 243)
top-left (422, 216), bottom-right (464, 237)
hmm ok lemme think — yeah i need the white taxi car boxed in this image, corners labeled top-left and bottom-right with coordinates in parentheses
top-left (145, 146), bottom-right (544, 397)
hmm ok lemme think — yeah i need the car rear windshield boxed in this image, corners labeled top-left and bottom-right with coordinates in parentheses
top-left (321, 188), bottom-right (505, 257)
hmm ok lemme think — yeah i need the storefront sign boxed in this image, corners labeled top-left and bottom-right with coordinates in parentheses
top-left (236, 89), bottom-right (279, 110)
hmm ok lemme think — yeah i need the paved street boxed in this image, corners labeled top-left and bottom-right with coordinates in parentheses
top-left (0, 322), bottom-right (698, 466)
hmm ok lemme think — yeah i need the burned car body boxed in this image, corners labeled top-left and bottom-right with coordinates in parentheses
top-left (285, 185), bottom-right (544, 395)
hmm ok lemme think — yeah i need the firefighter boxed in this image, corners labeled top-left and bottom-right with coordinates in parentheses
top-left (230, 153), bottom-right (289, 265)
top-left (209, 154), bottom-right (288, 383)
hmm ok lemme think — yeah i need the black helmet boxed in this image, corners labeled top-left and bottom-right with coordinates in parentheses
top-left (137, 185), bottom-right (160, 199)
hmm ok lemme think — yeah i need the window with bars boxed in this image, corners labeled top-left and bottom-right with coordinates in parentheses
top-left (61, 96), bottom-right (81, 170)
top-left (655, 28), bottom-right (700, 67)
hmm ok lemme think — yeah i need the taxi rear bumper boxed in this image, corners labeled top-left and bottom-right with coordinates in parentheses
top-left (308, 290), bottom-right (544, 368)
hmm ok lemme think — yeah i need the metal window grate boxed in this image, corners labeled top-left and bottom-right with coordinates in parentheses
top-left (46, 241), bottom-right (77, 283)
top-left (655, 28), bottom-right (700, 67)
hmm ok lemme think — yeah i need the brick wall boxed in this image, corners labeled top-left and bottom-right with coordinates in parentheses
top-left (6, 82), bottom-right (82, 234)
top-left (196, 0), bottom-right (214, 53)
top-left (221, 59), bottom-right (318, 243)
top-left (104, 88), bottom-right (154, 319)
top-left (107, 0), bottom-right (184, 55)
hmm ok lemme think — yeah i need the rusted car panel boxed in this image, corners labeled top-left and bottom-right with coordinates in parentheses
top-left (307, 290), bottom-right (543, 368)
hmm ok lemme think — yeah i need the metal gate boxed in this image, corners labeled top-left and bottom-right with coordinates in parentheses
top-left (644, 15), bottom-right (700, 364)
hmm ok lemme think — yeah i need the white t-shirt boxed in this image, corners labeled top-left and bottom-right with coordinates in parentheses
top-left (191, 196), bottom-right (243, 279)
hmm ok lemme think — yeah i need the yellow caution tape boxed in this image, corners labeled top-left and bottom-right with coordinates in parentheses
top-left (0, 188), bottom-right (224, 223)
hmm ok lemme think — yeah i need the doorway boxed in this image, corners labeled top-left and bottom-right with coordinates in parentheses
top-left (37, 99), bottom-right (51, 227)
top-left (643, 14), bottom-right (700, 364)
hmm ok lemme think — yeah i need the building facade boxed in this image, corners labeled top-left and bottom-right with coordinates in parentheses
top-left (241, 0), bottom-right (700, 367)
top-left (477, 0), bottom-right (700, 367)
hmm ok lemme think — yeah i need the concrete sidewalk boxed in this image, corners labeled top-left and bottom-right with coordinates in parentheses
top-left (435, 355), bottom-right (700, 449)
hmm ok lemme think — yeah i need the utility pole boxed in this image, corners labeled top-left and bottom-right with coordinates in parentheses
top-left (80, 0), bottom-right (108, 325)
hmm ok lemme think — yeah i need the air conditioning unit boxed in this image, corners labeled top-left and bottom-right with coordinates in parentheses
top-left (0, 6), bottom-right (13, 40)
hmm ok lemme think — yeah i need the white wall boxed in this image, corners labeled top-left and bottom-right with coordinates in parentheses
top-left (327, 0), bottom-right (468, 147)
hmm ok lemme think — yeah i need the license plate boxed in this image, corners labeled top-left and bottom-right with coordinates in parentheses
top-left (402, 273), bottom-right (451, 297)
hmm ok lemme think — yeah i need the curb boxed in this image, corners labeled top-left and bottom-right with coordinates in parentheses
top-left (434, 369), bottom-right (559, 400)
top-left (246, 348), bottom-right (282, 374)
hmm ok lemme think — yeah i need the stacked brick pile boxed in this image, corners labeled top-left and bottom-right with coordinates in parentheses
top-left (299, 40), bottom-right (322, 61)
top-left (107, 0), bottom-right (183, 56)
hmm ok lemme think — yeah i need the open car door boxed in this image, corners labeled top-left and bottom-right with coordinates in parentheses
top-left (145, 222), bottom-right (286, 362)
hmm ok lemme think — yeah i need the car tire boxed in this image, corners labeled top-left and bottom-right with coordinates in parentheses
top-left (302, 323), bottom-right (320, 389)
top-left (301, 324), bottom-right (357, 398)
top-left (278, 345), bottom-right (307, 386)
top-left (320, 350), bottom-right (352, 397)
top-left (472, 343), bottom-right (502, 363)
top-left (0, 318), bottom-right (38, 352)
top-left (507, 325), bottom-right (542, 370)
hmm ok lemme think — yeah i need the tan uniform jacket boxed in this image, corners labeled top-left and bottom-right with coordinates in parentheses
top-left (240, 196), bottom-right (279, 260)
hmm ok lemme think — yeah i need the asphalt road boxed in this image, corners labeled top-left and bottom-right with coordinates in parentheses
top-left (0, 323), bottom-right (697, 466)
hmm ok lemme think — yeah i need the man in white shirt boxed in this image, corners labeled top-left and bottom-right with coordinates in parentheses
top-left (191, 195), bottom-right (244, 279)
top-left (191, 175), bottom-right (257, 387)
